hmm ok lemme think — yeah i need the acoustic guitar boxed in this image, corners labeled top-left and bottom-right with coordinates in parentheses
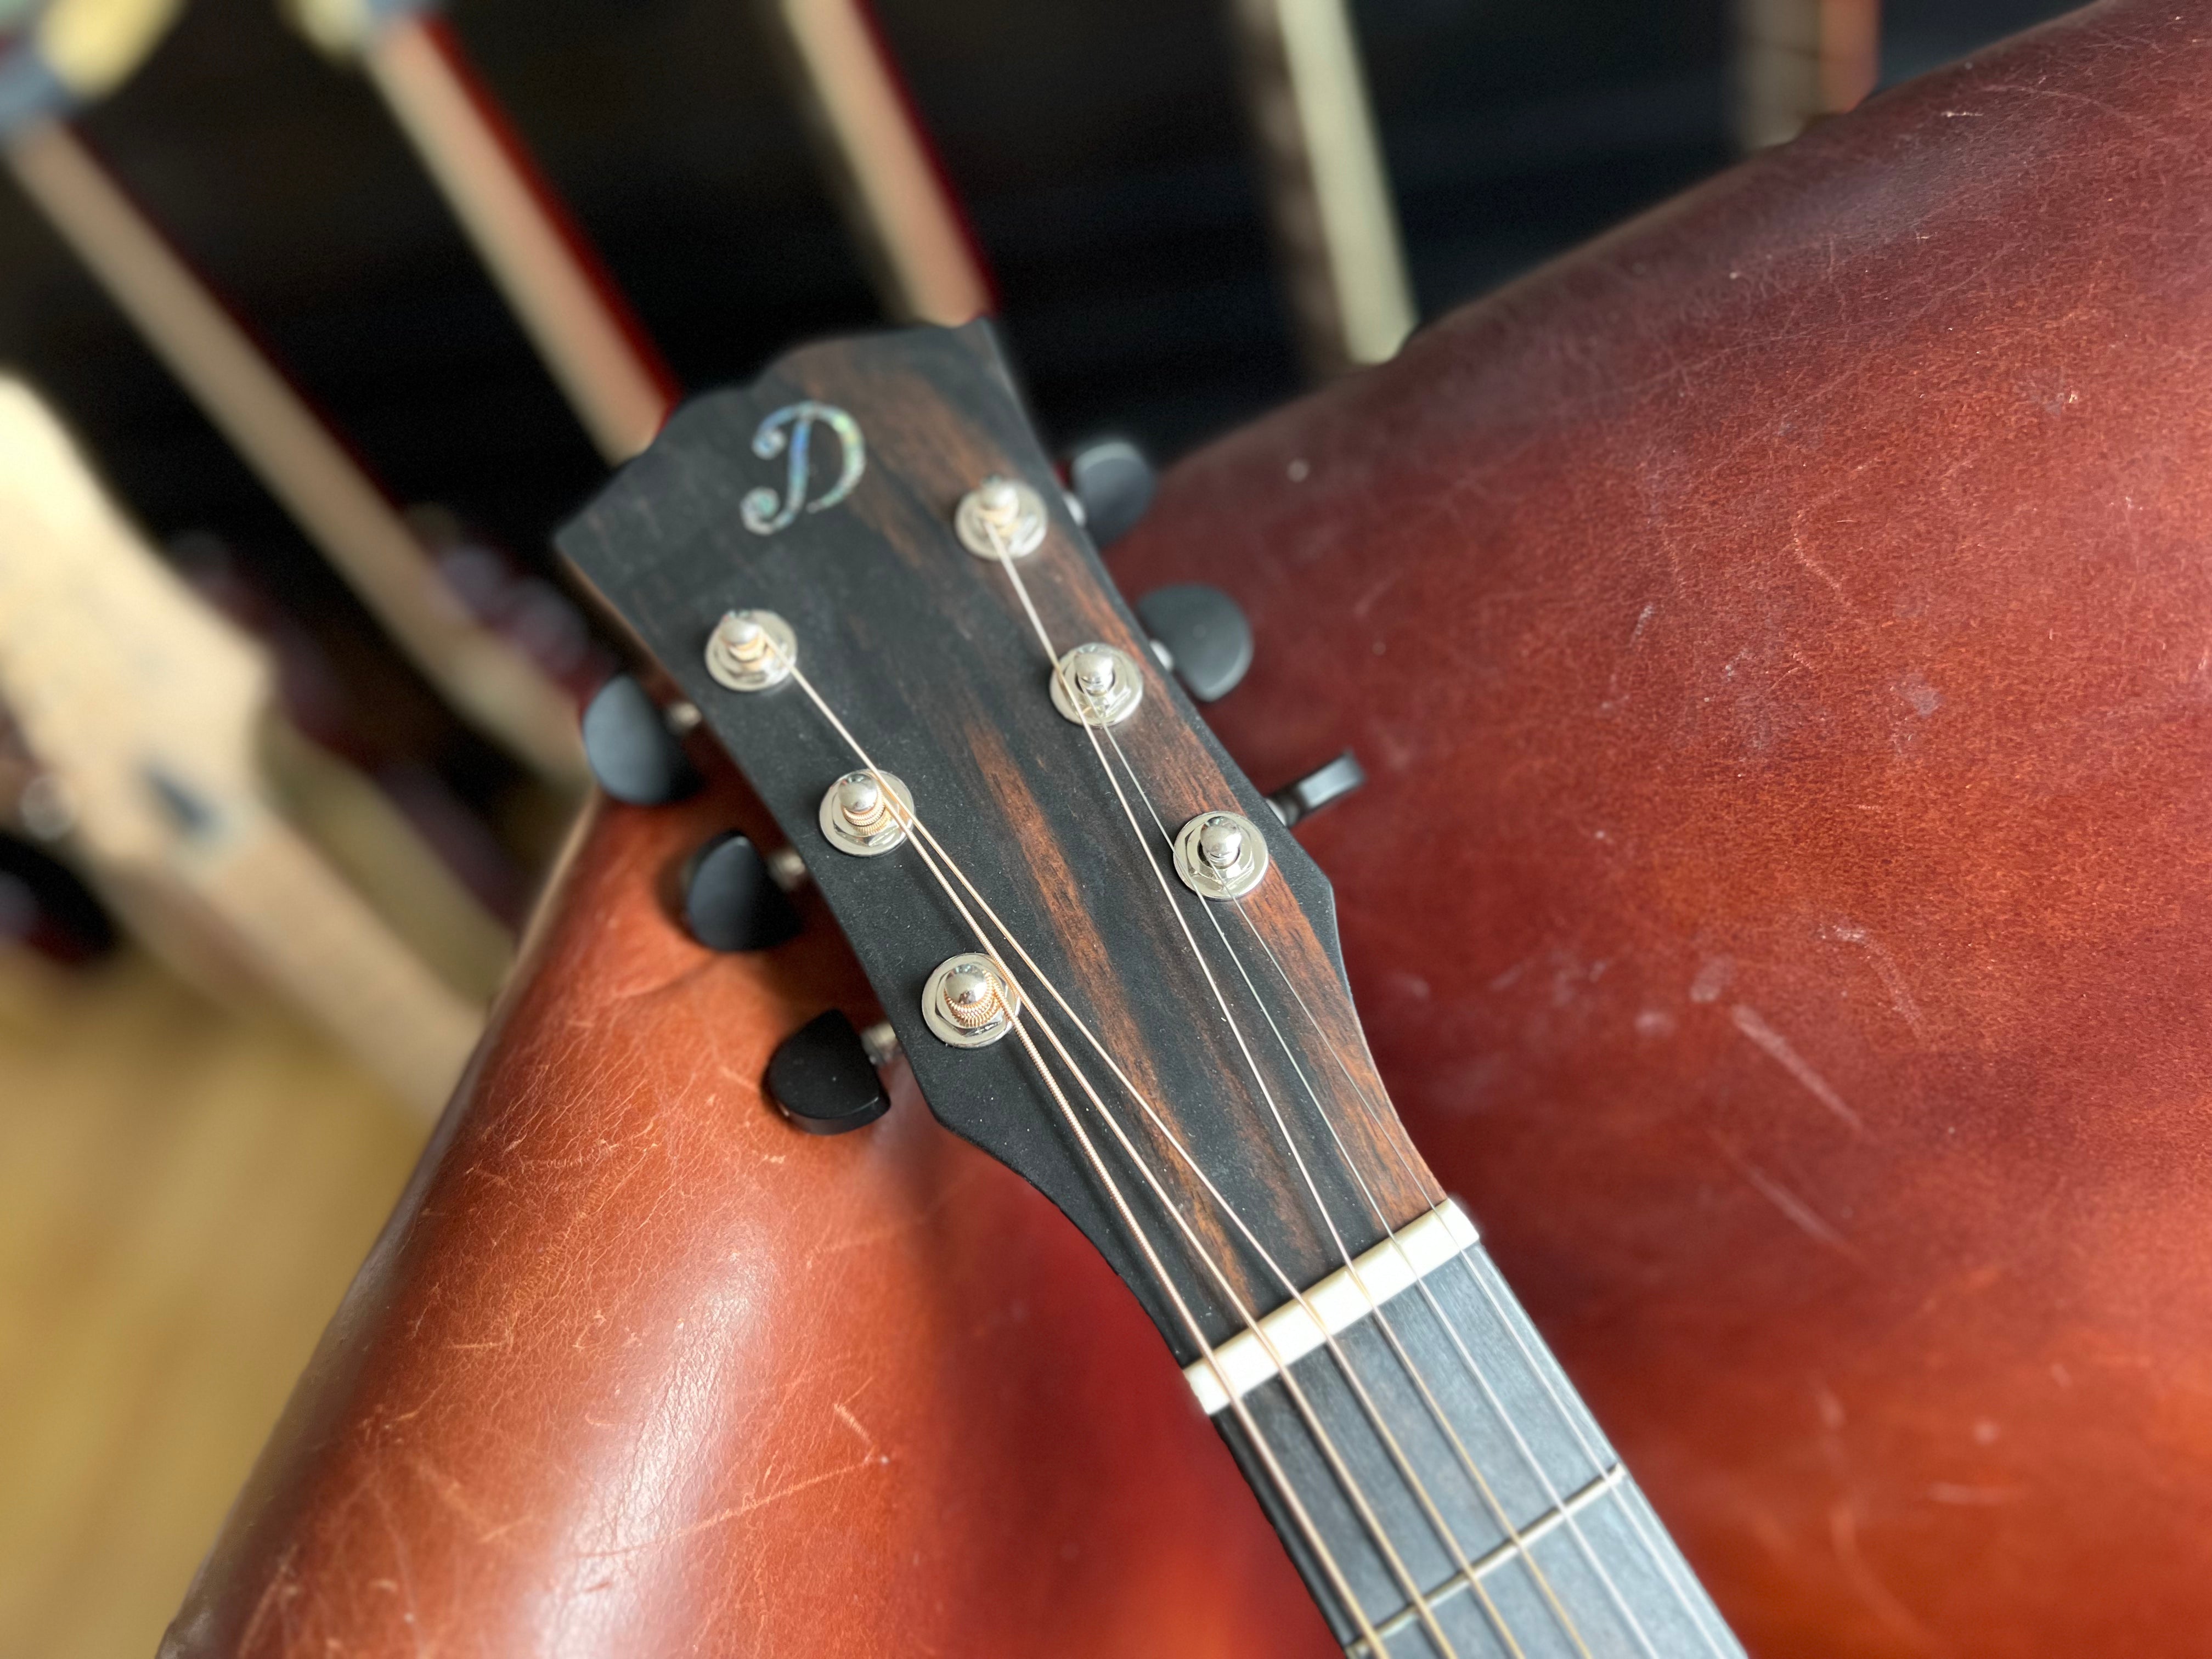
top-left (167, 323), bottom-right (1743, 1657)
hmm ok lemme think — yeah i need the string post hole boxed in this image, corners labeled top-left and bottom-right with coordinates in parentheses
top-left (1173, 810), bottom-right (1270, 900)
top-left (1049, 642), bottom-right (1143, 727)
top-left (923, 953), bottom-right (1021, 1048)
top-left (818, 769), bottom-right (913, 856)
top-left (955, 474), bottom-right (1046, 561)
top-left (705, 608), bottom-right (795, 691)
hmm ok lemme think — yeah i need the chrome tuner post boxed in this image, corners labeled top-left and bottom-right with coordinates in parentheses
top-left (1049, 642), bottom-right (1143, 727)
top-left (1172, 810), bottom-right (1270, 900)
top-left (955, 475), bottom-right (1047, 560)
top-left (923, 954), bottom-right (1021, 1048)
top-left (818, 770), bottom-right (913, 856)
top-left (704, 608), bottom-right (796, 691)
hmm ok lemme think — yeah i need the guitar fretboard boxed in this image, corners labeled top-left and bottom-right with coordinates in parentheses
top-left (1211, 1232), bottom-right (1741, 1658)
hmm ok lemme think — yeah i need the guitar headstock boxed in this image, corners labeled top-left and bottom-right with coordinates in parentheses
top-left (558, 323), bottom-right (1437, 1358)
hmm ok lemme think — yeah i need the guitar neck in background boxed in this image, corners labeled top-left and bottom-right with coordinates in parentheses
top-left (0, 117), bottom-right (588, 789)
top-left (1734, 0), bottom-right (1881, 150)
top-left (286, 0), bottom-right (679, 465)
top-left (1227, 0), bottom-right (1415, 380)
top-left (759, 0), bottom-right (996, 326)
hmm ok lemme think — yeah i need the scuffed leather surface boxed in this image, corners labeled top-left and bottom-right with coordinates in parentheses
top-left (162, 775), bottom-right (1332, 1657)
top-left (1111, 2), bottom-right (2212, 1652)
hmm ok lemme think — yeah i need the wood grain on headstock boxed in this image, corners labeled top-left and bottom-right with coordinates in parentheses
top-left (561, 323), bottom-right (1438, 1357)
top-left (161, 754), bottom-right (1335, 1659)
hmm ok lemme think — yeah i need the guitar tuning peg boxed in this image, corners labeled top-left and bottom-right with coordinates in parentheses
top-left (582, 673), bottom-right (701, 805)
top-left (683, 832), bottom-right (802, 952)
top-left (1135, 584), bottom-right (1252, 703)
top-left (1065, 437), bottom-right (1155, 549)
top-left (1265, 749), bottom-right (1366, 827)
top-left (767, 1008), bottom-right (891, 1135)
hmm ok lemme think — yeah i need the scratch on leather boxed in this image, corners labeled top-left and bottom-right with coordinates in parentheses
top-left (1730, 1003), bottom-right (1865, 1132)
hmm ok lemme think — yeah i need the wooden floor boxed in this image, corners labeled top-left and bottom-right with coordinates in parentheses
top-left (0, 945), bottom-right (427, 1659)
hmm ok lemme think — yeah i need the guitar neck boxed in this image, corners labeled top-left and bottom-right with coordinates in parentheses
top-left (1199, 1196), bottom-right (1737, 1656)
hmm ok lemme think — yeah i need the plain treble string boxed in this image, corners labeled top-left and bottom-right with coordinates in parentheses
top-left (986, 543), bottom-right (1548, 1658)
top-left (756, 639), bottom-right (1396, 1654)
top-left (770, 601), bottom-right (1460, 1654)
top-left (1074, 667), bottom-right (1596, 1659)
top-left (1230, 909), bottom-right (1735, 1658)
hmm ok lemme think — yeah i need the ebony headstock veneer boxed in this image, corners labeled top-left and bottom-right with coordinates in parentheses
top-left (557, 322), bottom-right (1435, 1359)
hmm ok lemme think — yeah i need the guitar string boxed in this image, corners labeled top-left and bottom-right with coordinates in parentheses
top-left (1075, 664), bottom-right (1601, 1658)
top-left (759, 643), bottom-right (1403, 1654)
top-left (1055, 657), bottom-right (1501, 1659)
top-left (1226, 904), bottom-right (1663, 1658)
top-left (1070, 666), bottom-right (1594, 1659)
top-left (761, 579), bottom-right (1696, 1656)
top-left (895, 790), bottom-right (1468, 1659)
top-left (994, 974), bottom-right (1389, 1656)
top-left (1232, 912), bottom-right (1733, 1656)
top-left (765, 600), bottom-right (1539, 1652)
top-left (986, 550), bottom-right (1553, 1656)
top-left (998, 988), bottom-right (1396, 1658)
top-left (899, 789), bottom-right (1468, 1659)
top-left (1015, 641), bottom-right (1538, 1649)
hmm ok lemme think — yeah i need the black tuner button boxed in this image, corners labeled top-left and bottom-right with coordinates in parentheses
top-left (683, 832), bottom-right (802, 952)
top-left (582, 673), bottom-right (701, 805)
top-left (1266, 750), bottom-right (1367, 827)
top-left (1135, 584), bottom-right (1253, 703)
top-left (1066, 437), bottom-right (1155, 549)
top-left (767, 1008), bottom-right (891, 1135)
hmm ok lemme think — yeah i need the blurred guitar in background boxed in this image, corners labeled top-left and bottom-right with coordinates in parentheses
top-left (0, 375), bottom-right (498, 1108)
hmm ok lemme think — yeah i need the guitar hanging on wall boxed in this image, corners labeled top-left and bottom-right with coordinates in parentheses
top-left (560, 320), bottom-right (1743, 1658)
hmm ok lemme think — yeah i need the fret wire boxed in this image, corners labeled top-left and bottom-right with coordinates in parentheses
top-left (1453, 1253), bottom-right (1735, 1657)
top-left (1063, 693), bottom-right (1507, 1654)
top-left (1231, 907), bottom-right (1666, 1659)
top-left (1353, 1464), bottom-right (1631, 1656)
top-left (1233, 911), bottom-right (1735, 1657)
top-left (764, 646), bottom-right (1393, 1651)
top-left (975, 558), bottom-right (1475, 1657)
top-left (1082, 697), bottom-right (1592, 1658)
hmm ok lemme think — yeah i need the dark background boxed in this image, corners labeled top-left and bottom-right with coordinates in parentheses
top-left (0, 0), bottom-right (2074, 747)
